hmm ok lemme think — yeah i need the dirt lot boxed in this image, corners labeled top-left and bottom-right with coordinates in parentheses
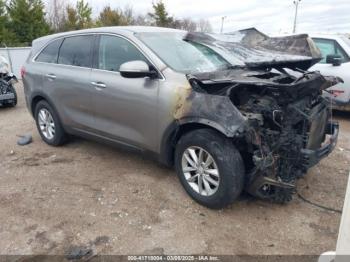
top-left (0, 83), bottom-right (349, 256)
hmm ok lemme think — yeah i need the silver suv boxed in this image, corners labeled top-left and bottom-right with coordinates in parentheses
top-left (23, 27), bottom-right (340, 209)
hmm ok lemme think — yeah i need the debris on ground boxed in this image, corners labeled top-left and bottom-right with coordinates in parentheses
top-left (17, 134), bottom-right (32, 146)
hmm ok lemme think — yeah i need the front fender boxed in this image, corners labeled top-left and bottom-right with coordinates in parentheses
top-left (159, 92), bottom-right (247, 166)
top-left (177, 91), bottom-right (246, 137)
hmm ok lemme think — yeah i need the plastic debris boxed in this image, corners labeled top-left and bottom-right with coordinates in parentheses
top-left (17, 134), bottom-right (32, 146)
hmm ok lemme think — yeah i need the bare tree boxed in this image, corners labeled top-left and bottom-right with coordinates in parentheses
top-left (121, 5), bottom-right (134, 25)
top-left (132, 14), bottom-right (152, 26)
top-left (197, 19), bottom-right (213, 33)
top-left (47, 0), bottom-right (67, 32)
top-left (181, 18), bottom-right (197, 32)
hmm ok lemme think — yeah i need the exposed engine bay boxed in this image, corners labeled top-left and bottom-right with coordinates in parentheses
top-left (0, 74), bottom-right (17, 107)
top-left (0, 55), bottom-right (17, 107)
top-left (187, 68), bottom-right (341, 202)
top-left (190, 67), bottom-right (341, 203)
top-left (177, 28), bottom-right (343, 202)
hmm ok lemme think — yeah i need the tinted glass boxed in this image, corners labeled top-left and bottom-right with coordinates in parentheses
top-left (58, 35), bottom-right (93, 67)
top-left (97, 35), bottom-right (147, 72)
top-left (36, 39), bottom-right (63, 63)
top-left (313, 38), bottom-right (349, 63)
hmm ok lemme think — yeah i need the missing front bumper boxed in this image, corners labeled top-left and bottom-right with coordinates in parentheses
top-left (246, 121), bottom-right (339, 202)
top-left (301, 121), bottom-right (339, 169)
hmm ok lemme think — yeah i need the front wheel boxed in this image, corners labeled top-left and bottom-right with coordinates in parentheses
top-left (175, 129), bottom-right (245, 209)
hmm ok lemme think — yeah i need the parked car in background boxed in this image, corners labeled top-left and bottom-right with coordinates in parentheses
top-left (310, 35), bottom-right (350, 111)
top-left (22, 27), bottom-right (340, 208)
top-left (0, 55), bottom-right (17, 107)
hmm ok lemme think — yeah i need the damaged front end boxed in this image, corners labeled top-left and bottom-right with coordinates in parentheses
top-left (187, 69), bottom-right (341, 203)
top-left (180, 29), bottom-right (342, 202)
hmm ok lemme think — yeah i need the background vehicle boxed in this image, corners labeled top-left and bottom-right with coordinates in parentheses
top-left (0, 55), bottom-right (17, 107)
top-left (310, 35), bottom-right (350, 111)
top-left (22, 27), bottom-right (339, 209)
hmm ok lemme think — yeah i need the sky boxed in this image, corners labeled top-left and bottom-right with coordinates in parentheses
top-left (66, 0), bottom-right (350, 34)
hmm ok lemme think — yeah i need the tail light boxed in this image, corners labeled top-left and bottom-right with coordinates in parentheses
top-left (20, 66), bottom-right (26, 79)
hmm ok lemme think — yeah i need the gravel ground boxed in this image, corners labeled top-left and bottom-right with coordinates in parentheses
top-left (0, 83), bottom-right (349, 256)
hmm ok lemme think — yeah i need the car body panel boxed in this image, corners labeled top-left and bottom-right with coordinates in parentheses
top-left (90, 68), bottom-right (160, 152)
top-left (43, 63), bottom-right (95, 131)
top-left (310, 35), bottom-right (350, 109)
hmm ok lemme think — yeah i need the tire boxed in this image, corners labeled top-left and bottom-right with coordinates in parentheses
top-left (175, 128), bottom-right (245, 209)
top-left (34, 100), bottom-right (67, 146)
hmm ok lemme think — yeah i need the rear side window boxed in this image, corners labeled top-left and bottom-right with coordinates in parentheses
top-left (97, 35), bottom-right (147, 72)
top-left (36, 39), bottom-right (63, 63)
top-left (58, 35), bottom-right (93, 67)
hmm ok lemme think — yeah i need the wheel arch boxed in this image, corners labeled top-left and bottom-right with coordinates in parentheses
top-left (29, 92), bottom-right (66, 133)
top-left (159, 118), bottom-right (241, 167)
top-left (30, 92), bottom-right (58, 117)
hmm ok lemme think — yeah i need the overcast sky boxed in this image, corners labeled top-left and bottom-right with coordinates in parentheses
top-left (71, 0), bottom-right (349, 34)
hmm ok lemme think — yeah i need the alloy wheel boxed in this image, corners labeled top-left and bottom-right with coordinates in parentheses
top-left (38, 108), bottom-right (55, 140)
top-left (181, 146), bottom-right (220, 196)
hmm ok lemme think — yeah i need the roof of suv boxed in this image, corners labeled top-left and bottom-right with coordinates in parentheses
top-left (33, 26), bottom-right (182, 44)
top-left (31, 26), bottom-right (184, 55)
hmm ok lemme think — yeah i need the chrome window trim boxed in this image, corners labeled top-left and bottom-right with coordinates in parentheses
top-left (32, 32), bottom-right (165, 80)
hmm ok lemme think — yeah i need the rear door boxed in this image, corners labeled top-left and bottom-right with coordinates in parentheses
top-left (42, 34), bottom-right (96, 131)
top-left (90, 34), bottom-right (160, 151)
top-left (311, 38), bottom-right (350, 104)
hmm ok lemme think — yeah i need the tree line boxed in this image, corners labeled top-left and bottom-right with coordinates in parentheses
top-left (0, 0), bottom-right (213, 47)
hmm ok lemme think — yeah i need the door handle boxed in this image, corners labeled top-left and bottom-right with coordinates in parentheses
top-left (46, 73), bottom-right (56, 80)
top-left (91, 81), bottom-right (106, 89)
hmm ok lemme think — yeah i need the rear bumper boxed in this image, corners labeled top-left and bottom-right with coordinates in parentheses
top-left (301, 121), bottom-right (339, 169)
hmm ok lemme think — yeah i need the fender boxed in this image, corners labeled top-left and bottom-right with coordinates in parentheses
top-left (159, 115), bottom-right (245, 166)
top-left (177, 116), bottom-right (243, 137)
top-left (29, 90), bottom-right (61, 119)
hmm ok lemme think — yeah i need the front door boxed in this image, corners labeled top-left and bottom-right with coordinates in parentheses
top-left (90, 34), bottom-right (160, 151)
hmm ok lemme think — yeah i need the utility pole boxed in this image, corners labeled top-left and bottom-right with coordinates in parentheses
top-left (220, 16), bottom-right (226, 34)
top-left (293, 0), bottom-right (301, 33)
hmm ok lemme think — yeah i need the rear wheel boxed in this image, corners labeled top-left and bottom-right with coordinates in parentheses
top-left (34, 100), bottom-right (67, 146)
top-left (175, 129), bottom-right (245, 209)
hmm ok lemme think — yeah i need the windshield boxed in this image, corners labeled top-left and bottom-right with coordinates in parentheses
top-left (341, 36), bottom-right (350, 47)
top-left (136, 32), bottom-right (232, 73)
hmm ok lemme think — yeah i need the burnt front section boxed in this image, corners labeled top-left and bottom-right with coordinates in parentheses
top-left (189, 69), bottom-right (341, 202)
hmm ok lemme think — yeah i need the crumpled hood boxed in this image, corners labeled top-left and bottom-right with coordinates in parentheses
top-left (184, 28), bottom-right (322, 70)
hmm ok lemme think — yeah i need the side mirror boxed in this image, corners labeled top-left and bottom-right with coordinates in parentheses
top-left (326, 54), bottom-right (342, 66)
top-left (119, 60), bottom-right (157, 78)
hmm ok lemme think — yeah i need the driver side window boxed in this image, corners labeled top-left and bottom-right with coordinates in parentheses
top-left (313, 38), bottom-right (349, 64)
top-left (97, 35), bottom-right (148, 72)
